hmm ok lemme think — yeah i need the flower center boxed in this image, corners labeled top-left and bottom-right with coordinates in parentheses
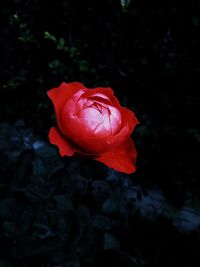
top-left (80, 101), bottom-right (121, 135)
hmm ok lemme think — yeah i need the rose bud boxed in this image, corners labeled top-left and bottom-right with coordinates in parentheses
top-left (47, 82), bottom-right (139, 174)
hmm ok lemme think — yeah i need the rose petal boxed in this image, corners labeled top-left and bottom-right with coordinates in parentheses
top-left (88, 93), bottom-right (110, 100)
top-left (61, 100), bottom-right (113, 153)
top-left (107, 107), bottom-right (138, 146)
top-left (48, 127), bottom-right (76, 156)
top-left (84, 88), bottom-right (120, 107)
top-left (121, 107), bottom-right (139, 133)
top-left (47, 82), bottom-right (86, 130)
top-left (95, 138), bottom-right (137, 174)
top-left (82, 87), bottom-right (115, 100)
top-left (60, 110), bottom-right (130, 154)
top-left (47, 82), bottom-right (139, 169)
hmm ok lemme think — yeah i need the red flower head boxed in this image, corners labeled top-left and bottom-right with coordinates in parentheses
top-left (47, 82), bottom-right (139, 174)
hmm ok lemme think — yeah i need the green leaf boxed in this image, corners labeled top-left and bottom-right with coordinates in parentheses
top-left (120, 0), bottom-right (131, 8)
top-left (44, 31), bottom-right (57, 42)
top-left (57, 37), bottom-right (66, 50)
top-left (79, 60), bottom-right (89, 72)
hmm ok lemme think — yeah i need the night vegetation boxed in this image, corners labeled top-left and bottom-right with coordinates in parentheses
top-left (1, 1), bottom-right (200, 266)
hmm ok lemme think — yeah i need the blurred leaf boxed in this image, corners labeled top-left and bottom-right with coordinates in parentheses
top-left (76, 205), bottom-right (91, 226)
top-left (26, 177), bottom-right (54, 201)
top-left (57, 37), bottom-right (66, 50)
top-left (137, 188), bottom-right (169, 222)
top-left (102, 188), bottom-right (121, 214)
top-left (104, 233), bottom-right (120, 250)
top-left (12, 13), bottom-right (20, 22)
top-left (44, 31), bottom-right (57, 42)
top-left (24, 237), bottom-right (65, 256)
top-left (35, 145), bottom-right (58, 158)
top-left (0, 198), bottom-right (17, 221)
top-left (0, 260), bottom-right (14, 267)
top-left (3, 221), bottom-right (19, 238)
top-left (54, 194), bottom-right (74, 216)
top-left (121, 0), bottom-right (131, 8)
top-left (173, 206), bottom-right (200, 233)
top-left (32, 224), bottom-right (55, 239)
top-left (79, 60), bottom-right (89, 72)
top-left (64, 260), bottom-right (80, 267)
top-left (92, 215), bottom-right (111, 230)
top-left (92, 180), bottom-right (110, 202)
top-left (11, 149), bottom-right (35, 190)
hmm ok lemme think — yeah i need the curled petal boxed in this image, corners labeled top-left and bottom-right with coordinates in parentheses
top-left (48, 127), bottom-right (76, 156)
top-left (82, 87), bottom-right (115, 100)
top-left (95, 138), bottom-right (137, 174)
top-left (47, 82), bottom-right (86, 130)
top-left (83, 88), bottom-right (120, 108)
top-left (108, 105), bottom-right (122, 134)
top-left (121, 107), bottom-right (139, 133)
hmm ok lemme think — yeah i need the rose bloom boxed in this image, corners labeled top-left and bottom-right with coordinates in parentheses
top-left (47, 82), bottom-right (139, 174)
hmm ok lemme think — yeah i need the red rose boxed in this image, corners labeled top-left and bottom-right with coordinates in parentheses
top-left (47, 82), bottom-right (139, 174)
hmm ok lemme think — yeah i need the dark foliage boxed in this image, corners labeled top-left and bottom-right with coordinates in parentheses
top-left (0, 122), bottom-right (200, 267)
top-left (1, 0), bottom-right (200, 266)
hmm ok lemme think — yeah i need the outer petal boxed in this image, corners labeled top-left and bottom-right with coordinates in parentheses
top-left (121, 107), bottom-right (139, 133)
top-left (48, 127), bottom-right (76, 156)
top-left (82, 87), bottom-right (121, 109)
top-left (106, 107), bottom-right (139, 148)
top-left (82, 87), bottom-right (115, 99)
top-left (47, 82), bottom-right (87, 130)
top-left (95, 138), bottom-right (137, 174)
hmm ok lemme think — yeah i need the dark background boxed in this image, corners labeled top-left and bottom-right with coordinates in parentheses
top-left (1, 0), bottom-right (200, 266)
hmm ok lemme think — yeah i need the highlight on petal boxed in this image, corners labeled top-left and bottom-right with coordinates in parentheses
top-left (48, 127), bottom-right (76, 156)
top-left (82, 87), bottom-right (121, 110)
top-left (95, 138), bottom-right (137, 174)
top-left (47, 82), bottom-right (87, 129)
top-left (61, 101), bottom-right (113, 153)
top-left (47, 81), bottom-right (139, 174)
